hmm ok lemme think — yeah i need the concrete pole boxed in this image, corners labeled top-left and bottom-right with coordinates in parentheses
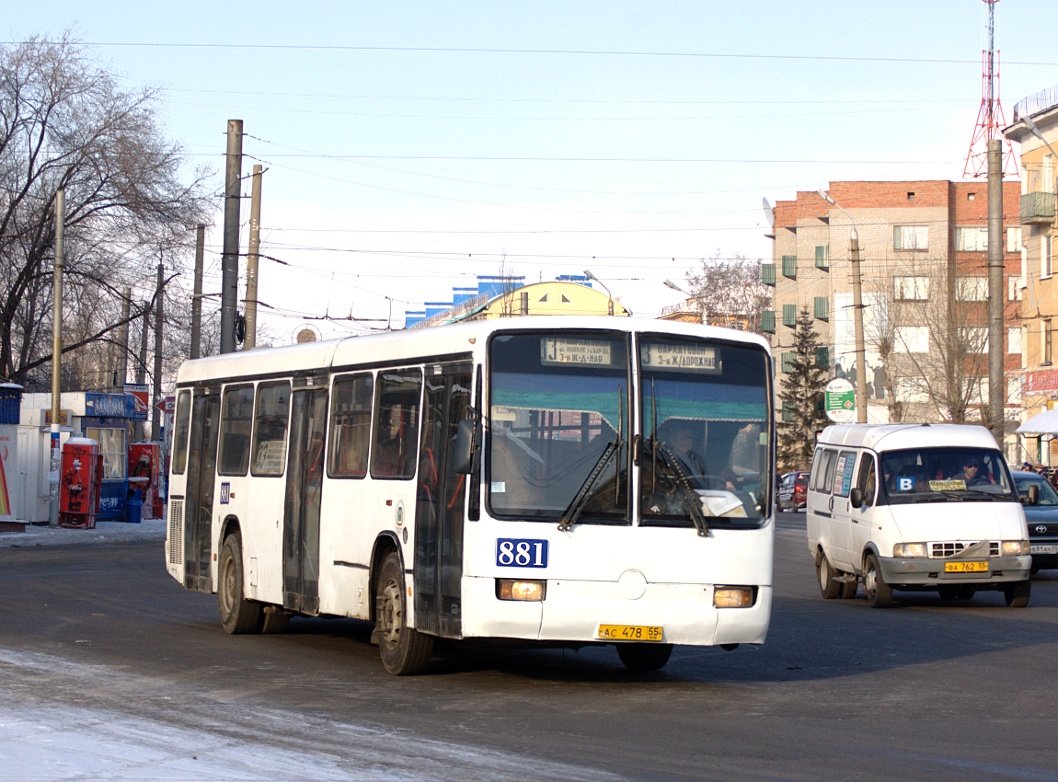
top-left (117, 287), bottom-right (130, 388)
top-left (49, 189), bottom-right (64, 527)
top-left (221, 119), bottom-right (243, 355)
top-left (244, 164), bottom-right (262, 350)
top-left (190, 224), bottom-right (204, 359)
top-left (850, 234), bottom-right (868, 423)
top-left (135, 303), bottom-right (148, 442)
top-left (152, 261), bottom-right (164, 441)
top-left (987, 138), bottom-right (1005, 441)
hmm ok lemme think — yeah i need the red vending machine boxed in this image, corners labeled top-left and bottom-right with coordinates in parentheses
top-left (129, 442), bottom-right (162, 520)
top-left (59, 437), bottom-right (102, 529)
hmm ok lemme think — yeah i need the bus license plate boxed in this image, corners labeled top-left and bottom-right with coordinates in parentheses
top-left (597, 624), bottom-right (664, 642)
top-left (944, 561), bottom-right (988, 573)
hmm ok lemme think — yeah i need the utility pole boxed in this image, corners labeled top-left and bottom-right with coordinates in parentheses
top-left (244, 164), bottom-right (262, 350)
top-left (850, 233), bottom-right (868, 423)
top-left (221, 119), bottom-right (243, 355)
top-left (191, 224), bottom-right (204, 359)
top-left (117, 287), bottom-right (130, 388)
top-left (135, 303), bottom-right (149, 442)
top-left (48, 189), bottom-right (64, 527)
top-left (152, 261), bottom-right (164, 442)
top-left (987, 138), bottom-right (1005, 441)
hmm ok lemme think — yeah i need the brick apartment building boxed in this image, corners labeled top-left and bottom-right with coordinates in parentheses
top-left (766, 180), bottom-right (1023, 443)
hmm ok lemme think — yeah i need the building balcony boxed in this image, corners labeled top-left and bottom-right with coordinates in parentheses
top-left (1020, 191), bottom-right (1056, 225)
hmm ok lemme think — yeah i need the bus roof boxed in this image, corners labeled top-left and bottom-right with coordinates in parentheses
top-left (175, 316), bottom-right (771, 386)
top-left (817, 423), bottom-right (1001, 454)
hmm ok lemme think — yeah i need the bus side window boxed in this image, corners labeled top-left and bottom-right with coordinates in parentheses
top-left (330, 374), bottom-right (372, 478)
top-left (371, 370), bottom-right (422, 479)
top-left (251, 381), bottom-right (290, 477)
top-left (172, 390), bottom-right (192, 475)
top-left (219, 384), bottom-right (254, 476)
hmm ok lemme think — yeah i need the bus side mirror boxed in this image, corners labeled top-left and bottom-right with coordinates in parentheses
top-left (453, 418), bottom-right (475, 475)
top-left (849, 487), bottom-right (863, 509)
top-left (1026, 484), bottom-right (1040, 506)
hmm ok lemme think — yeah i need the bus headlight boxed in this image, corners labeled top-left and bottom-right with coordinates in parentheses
top-left (497, 579), bottom-right (546, 601)
top-left (893, 543), bottom-right (928, 558)
top-left (1001, 540), bottom-right (1029, 557)
top-left (714, 586), bottom-right (756, 608)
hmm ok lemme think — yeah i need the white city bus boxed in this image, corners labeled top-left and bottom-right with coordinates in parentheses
top-left (165, 316), bottom-right (775, 674)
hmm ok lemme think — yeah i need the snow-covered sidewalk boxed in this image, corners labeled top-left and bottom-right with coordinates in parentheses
top-left (0, 518), bottom-right (167, 549)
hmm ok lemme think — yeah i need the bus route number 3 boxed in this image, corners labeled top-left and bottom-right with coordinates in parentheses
top-left (496, 538), bottom-right (549, 569)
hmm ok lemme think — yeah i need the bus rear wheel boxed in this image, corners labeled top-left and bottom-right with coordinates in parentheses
top-left (616, 642), bottom-right (673, 672)
top-left (375, 552), bottom-right (433, 675)
top-left (218, 533), bottom-right (262, 634)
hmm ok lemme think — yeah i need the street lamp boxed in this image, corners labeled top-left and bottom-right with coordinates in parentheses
top-left (817, 189), bottom-right (868, 424)
top-left (583, 269), bottom-right (614, 316)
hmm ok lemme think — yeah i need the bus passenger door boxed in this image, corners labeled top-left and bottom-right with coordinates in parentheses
top-left (183, 390), bottom-right (221, 593)
top-left (414, 364), bottom-right (472, 638)
top-left (283, 386), bottom-right (328, 614)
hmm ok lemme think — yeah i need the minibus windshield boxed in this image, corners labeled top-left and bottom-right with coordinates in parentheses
top-left (880, 447), bottom-right (1016, 504)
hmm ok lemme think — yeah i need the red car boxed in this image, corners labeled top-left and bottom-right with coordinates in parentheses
top-left (778, 471), bottom-right (809, 511)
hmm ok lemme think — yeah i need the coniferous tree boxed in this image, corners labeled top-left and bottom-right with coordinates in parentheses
top-left (777, 307), bottom-right (830, 470)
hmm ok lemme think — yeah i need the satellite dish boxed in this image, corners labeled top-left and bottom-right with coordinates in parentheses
top-left (762, 197), bottom-right (775, 228)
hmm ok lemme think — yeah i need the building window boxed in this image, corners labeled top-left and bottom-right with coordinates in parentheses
top-left (813, 297), bottom-right (829, 321)
top-left (782, 255), bottom-right (797, 279)
top-left (896, 326), bottom-right (929, 354)
top-left (1007, 226), bottom-right (1023, 252)
top-left (894, 276), bottom-right (929, 301)
top-left (782, 304), bottom-right (797, 327)
top-left (1044, 234), bottom-right (1055, 280)
top-left (955, 277), bottom-right (988, 301)
top-left (1044, 319), bottom-right (1053, 366)
top-left (893, 225), bottom-right (928, 251)
top-left (815, 346), bottom-right (830, 369)
top-left (1008, 275), bottom-right (1023, 301)
top-left (955, 226), bottom-right (989, 252)
top-left (761, 310), bottom-right (776, 333)
top-left (958, 327), bottom-right (988, 354)
top-left (1007, 326), bottom-right (1023, 356)
top-left (781, 352), bottom-right (796, 373)
top-left (762, 263), bottom-right (775, 285)
top-left (814, 245), bottom-right (829, 270)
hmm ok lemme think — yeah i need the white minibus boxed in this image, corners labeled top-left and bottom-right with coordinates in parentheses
top-left (806, 423), bottom-right (1031, 608)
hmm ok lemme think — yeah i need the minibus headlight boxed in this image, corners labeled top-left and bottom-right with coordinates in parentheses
top-left (1001, 540), bottom-right (1029, 557)
top-left (497, 579), bottom-right (546, 601)
top-left (893, 543), bottom-right (928, 558)
top-left (714, 586), bottom-right (756, 608)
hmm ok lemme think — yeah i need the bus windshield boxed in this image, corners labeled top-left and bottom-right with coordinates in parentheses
top-left (880, 447), bottom-right (1017, 504)
top-left (638, 336), bottom-right (770, 528)
top-left (487, 331), bottom-right (629, 523)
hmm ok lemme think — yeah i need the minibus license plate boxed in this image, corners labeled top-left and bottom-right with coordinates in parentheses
top-left (597, 624), bottom-right (663, 642)
top-left (944, 561), bottom-right (988, 573)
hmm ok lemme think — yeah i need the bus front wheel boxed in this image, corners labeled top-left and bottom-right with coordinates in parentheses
top-left (218, 533), bottom-right (262, 634)
top-left (375, 552), bottom-right (433, 675)
top-left (616, 642), bottom-right (673, 672)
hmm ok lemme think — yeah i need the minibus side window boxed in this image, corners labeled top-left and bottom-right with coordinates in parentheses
top-left (856, 454), bottom-right (877, 507)
top-left (809, 447), bottom-right (825, 491)
top-left (831, 450), bottom-right (856, 498)
top-left (818, 449), bottom-right (837, 495)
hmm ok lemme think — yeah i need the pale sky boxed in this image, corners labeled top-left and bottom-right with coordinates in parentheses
top-left (5, 1), bottom-right (1057, 341)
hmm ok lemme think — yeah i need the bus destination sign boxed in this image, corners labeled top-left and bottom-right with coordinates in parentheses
top-left (640, 343), bottom-right (718, 372)
top-left (541, 337), bottom-right (613, 366)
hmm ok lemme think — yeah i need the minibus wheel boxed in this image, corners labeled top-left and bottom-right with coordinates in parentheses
top-left (863, 553), bottom-right (893, 608)
top-left (375, 552), bottom-right (434, 675)
top-left (1003, 579), bottom-right (1030, 608)
top-left (816, 551), bottom-right (841, 599)
top-left (218, 532), bottom-right (263, 634)
top-left (617, 642), bottom-right (673, 672)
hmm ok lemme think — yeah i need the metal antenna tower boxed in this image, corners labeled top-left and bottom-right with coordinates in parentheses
top-left (963, 0), bottom-right (1018, 179)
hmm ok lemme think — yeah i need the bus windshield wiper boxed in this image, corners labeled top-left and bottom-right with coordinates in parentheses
top-left (558, 439), bottom-right (622, 532)
top-left (653, 440), bottom-right (712, 537)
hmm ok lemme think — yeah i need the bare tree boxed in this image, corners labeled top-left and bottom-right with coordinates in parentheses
top-left (684, 251), bottom-right (771, 332)
top-left (0, 34), bottom-right (211, 389)
top-left (866, 254), bottom-right (994, 424)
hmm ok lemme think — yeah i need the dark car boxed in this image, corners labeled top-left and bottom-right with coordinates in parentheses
top-left (1012, 470), bottom-right (1058, 573)
top-left (778, 470), bottom-right (809, 511)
